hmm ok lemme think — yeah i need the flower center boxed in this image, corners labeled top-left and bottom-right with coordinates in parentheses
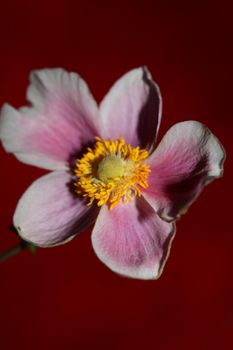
top-left (97, 155), bottom-right (126, 182)
top-left (74, 136), bottom-right (150, 209)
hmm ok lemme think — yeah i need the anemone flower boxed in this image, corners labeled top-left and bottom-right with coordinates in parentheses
top-left (0, 67), bottom-right (225, 279)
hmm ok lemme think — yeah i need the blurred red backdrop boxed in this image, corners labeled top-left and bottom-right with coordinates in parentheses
top-left (0, 1), bottom-right (232, 349)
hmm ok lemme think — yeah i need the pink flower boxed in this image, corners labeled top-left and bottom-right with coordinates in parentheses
top-left (0, 67), bottom-right (225, 279)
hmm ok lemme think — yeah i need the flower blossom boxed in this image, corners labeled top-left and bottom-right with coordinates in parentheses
top-left (0, 67), bottom-right (225, 279)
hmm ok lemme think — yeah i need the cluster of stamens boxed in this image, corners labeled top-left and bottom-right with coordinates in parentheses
top-left (74, 136), bottom-right (150, 209)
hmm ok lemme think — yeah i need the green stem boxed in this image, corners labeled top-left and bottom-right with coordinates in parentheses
top-left (0, 241), bottom-right (28, 262)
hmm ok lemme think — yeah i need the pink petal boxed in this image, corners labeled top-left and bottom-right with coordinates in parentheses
top-left (0, 69), bottom-right (100, 170)
top-left (143, 121), bottom-right (225, 221)
top-left (91, 198), bottom-right (175, 280)
top-left (14, 171), bottom-right (99, 247)
top-left (99, 67), bottom-right (162, 150)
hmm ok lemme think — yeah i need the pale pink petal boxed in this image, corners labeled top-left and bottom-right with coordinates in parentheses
top-left (91, 198), bottom-right (175, 280)
top-left (0, 69), bottom-right (100, 170)
top-left (13, 171), bottom-right (99, 247)
top-left (143, 121), bottom-right (225, 221)
top-left (99, 67), bottom-right (162, 150)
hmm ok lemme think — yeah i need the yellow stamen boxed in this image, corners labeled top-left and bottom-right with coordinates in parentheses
top-left (74, 136), bottom-right (151, 209)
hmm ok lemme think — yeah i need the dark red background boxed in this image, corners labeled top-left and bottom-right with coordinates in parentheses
top-left (0, 1), bottom-right (232, 349)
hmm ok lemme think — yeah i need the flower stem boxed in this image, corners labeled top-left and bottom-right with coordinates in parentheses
top-left (0, 241), bottom-right (28, 262)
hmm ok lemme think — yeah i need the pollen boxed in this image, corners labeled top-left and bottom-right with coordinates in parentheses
top-left (74, 136), bottom-right (151, 209)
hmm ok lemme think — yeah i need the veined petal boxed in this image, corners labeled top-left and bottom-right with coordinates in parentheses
top-left (0, 69), bottom-right (100, 170)
top-left (143, 121), bottom-right (225, 221)
top-left (91, 198), bottom-right (175, 280)
top-left (14, 171), bottom-right (99, 247)
top-left (99, 67), bottom-right (162, 150)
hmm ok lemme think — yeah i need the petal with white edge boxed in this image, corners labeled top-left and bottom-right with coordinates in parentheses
top-left (14, 171), bottom-right (99, 247)
top-left (0, 69), bottom-right (100, 170)
top-left (99, 67), bottom-right (162, 151)
top-left (92, 197), bottom-right (175, 280)
top-left (143, 121), bottom-right (225, 221)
